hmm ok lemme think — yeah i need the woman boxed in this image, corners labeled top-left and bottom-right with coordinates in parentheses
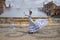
top-left (24, 10), bottom-right (40, 34)
top-left (24, 9), bottom-right (48, 34)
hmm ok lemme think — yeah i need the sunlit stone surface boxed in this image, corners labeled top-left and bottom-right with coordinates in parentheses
top-left (0, 25), bottom-right (60, 40)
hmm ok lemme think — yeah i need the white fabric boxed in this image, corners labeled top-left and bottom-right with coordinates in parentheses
top-left (25, 11), bottom-right (48, 32)
top-left (25, 14), bottom-right (48, 32)
top-left (28, 19), bottom-right (48, 32)
top-left (35, 19), bottom-right (48, 28)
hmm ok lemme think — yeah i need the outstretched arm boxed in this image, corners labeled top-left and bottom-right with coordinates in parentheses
top-left (24, 12), bottom-right (28, 16)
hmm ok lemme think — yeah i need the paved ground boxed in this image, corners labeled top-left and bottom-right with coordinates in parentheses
top-left (0, 25), bottom-right (60, 40)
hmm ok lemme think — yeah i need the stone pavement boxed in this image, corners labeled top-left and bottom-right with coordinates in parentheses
top-left (0, 25), bottom-right (60, 40)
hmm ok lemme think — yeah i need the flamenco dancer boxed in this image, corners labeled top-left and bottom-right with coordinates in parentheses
top-left (24, 9), bottom-right (48, 34)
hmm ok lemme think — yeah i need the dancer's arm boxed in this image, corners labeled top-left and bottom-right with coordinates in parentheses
top-left (24, 12), bottom-right (28, 16)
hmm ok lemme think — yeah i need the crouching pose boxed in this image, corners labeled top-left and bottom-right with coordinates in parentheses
top-left (24, 10), bottom-right (48, 34)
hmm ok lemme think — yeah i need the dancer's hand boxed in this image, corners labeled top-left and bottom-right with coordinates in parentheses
top-left (24, 12), bottom-right (28, 16)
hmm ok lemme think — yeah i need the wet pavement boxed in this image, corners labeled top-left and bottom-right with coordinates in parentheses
top-left (0, 25), bottom-right (60, 40)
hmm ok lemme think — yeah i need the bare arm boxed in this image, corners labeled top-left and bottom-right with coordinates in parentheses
top-left (24, 12), bottom-right (28, 16)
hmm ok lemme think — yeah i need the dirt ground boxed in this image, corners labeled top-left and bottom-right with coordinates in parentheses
top-left (0, 25), bottom-right (60, 40)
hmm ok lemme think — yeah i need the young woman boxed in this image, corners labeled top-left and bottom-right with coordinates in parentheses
top-left (24, 9), bottom-right (48, 34)
top-left (24, 10), bottom-right (40, 34)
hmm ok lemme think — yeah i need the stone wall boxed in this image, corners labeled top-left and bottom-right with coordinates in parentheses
top-left (0, 0), bottom-right (5, 15)
top-left (0, 17), bottom-right (48, 27)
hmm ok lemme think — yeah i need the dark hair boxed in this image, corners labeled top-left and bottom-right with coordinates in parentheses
top-left (29, 10), bottom-right (32, 15)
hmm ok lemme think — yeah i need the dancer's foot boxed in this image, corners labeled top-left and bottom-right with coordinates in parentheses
top-left (28, 32), bottom-right (33, 34)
